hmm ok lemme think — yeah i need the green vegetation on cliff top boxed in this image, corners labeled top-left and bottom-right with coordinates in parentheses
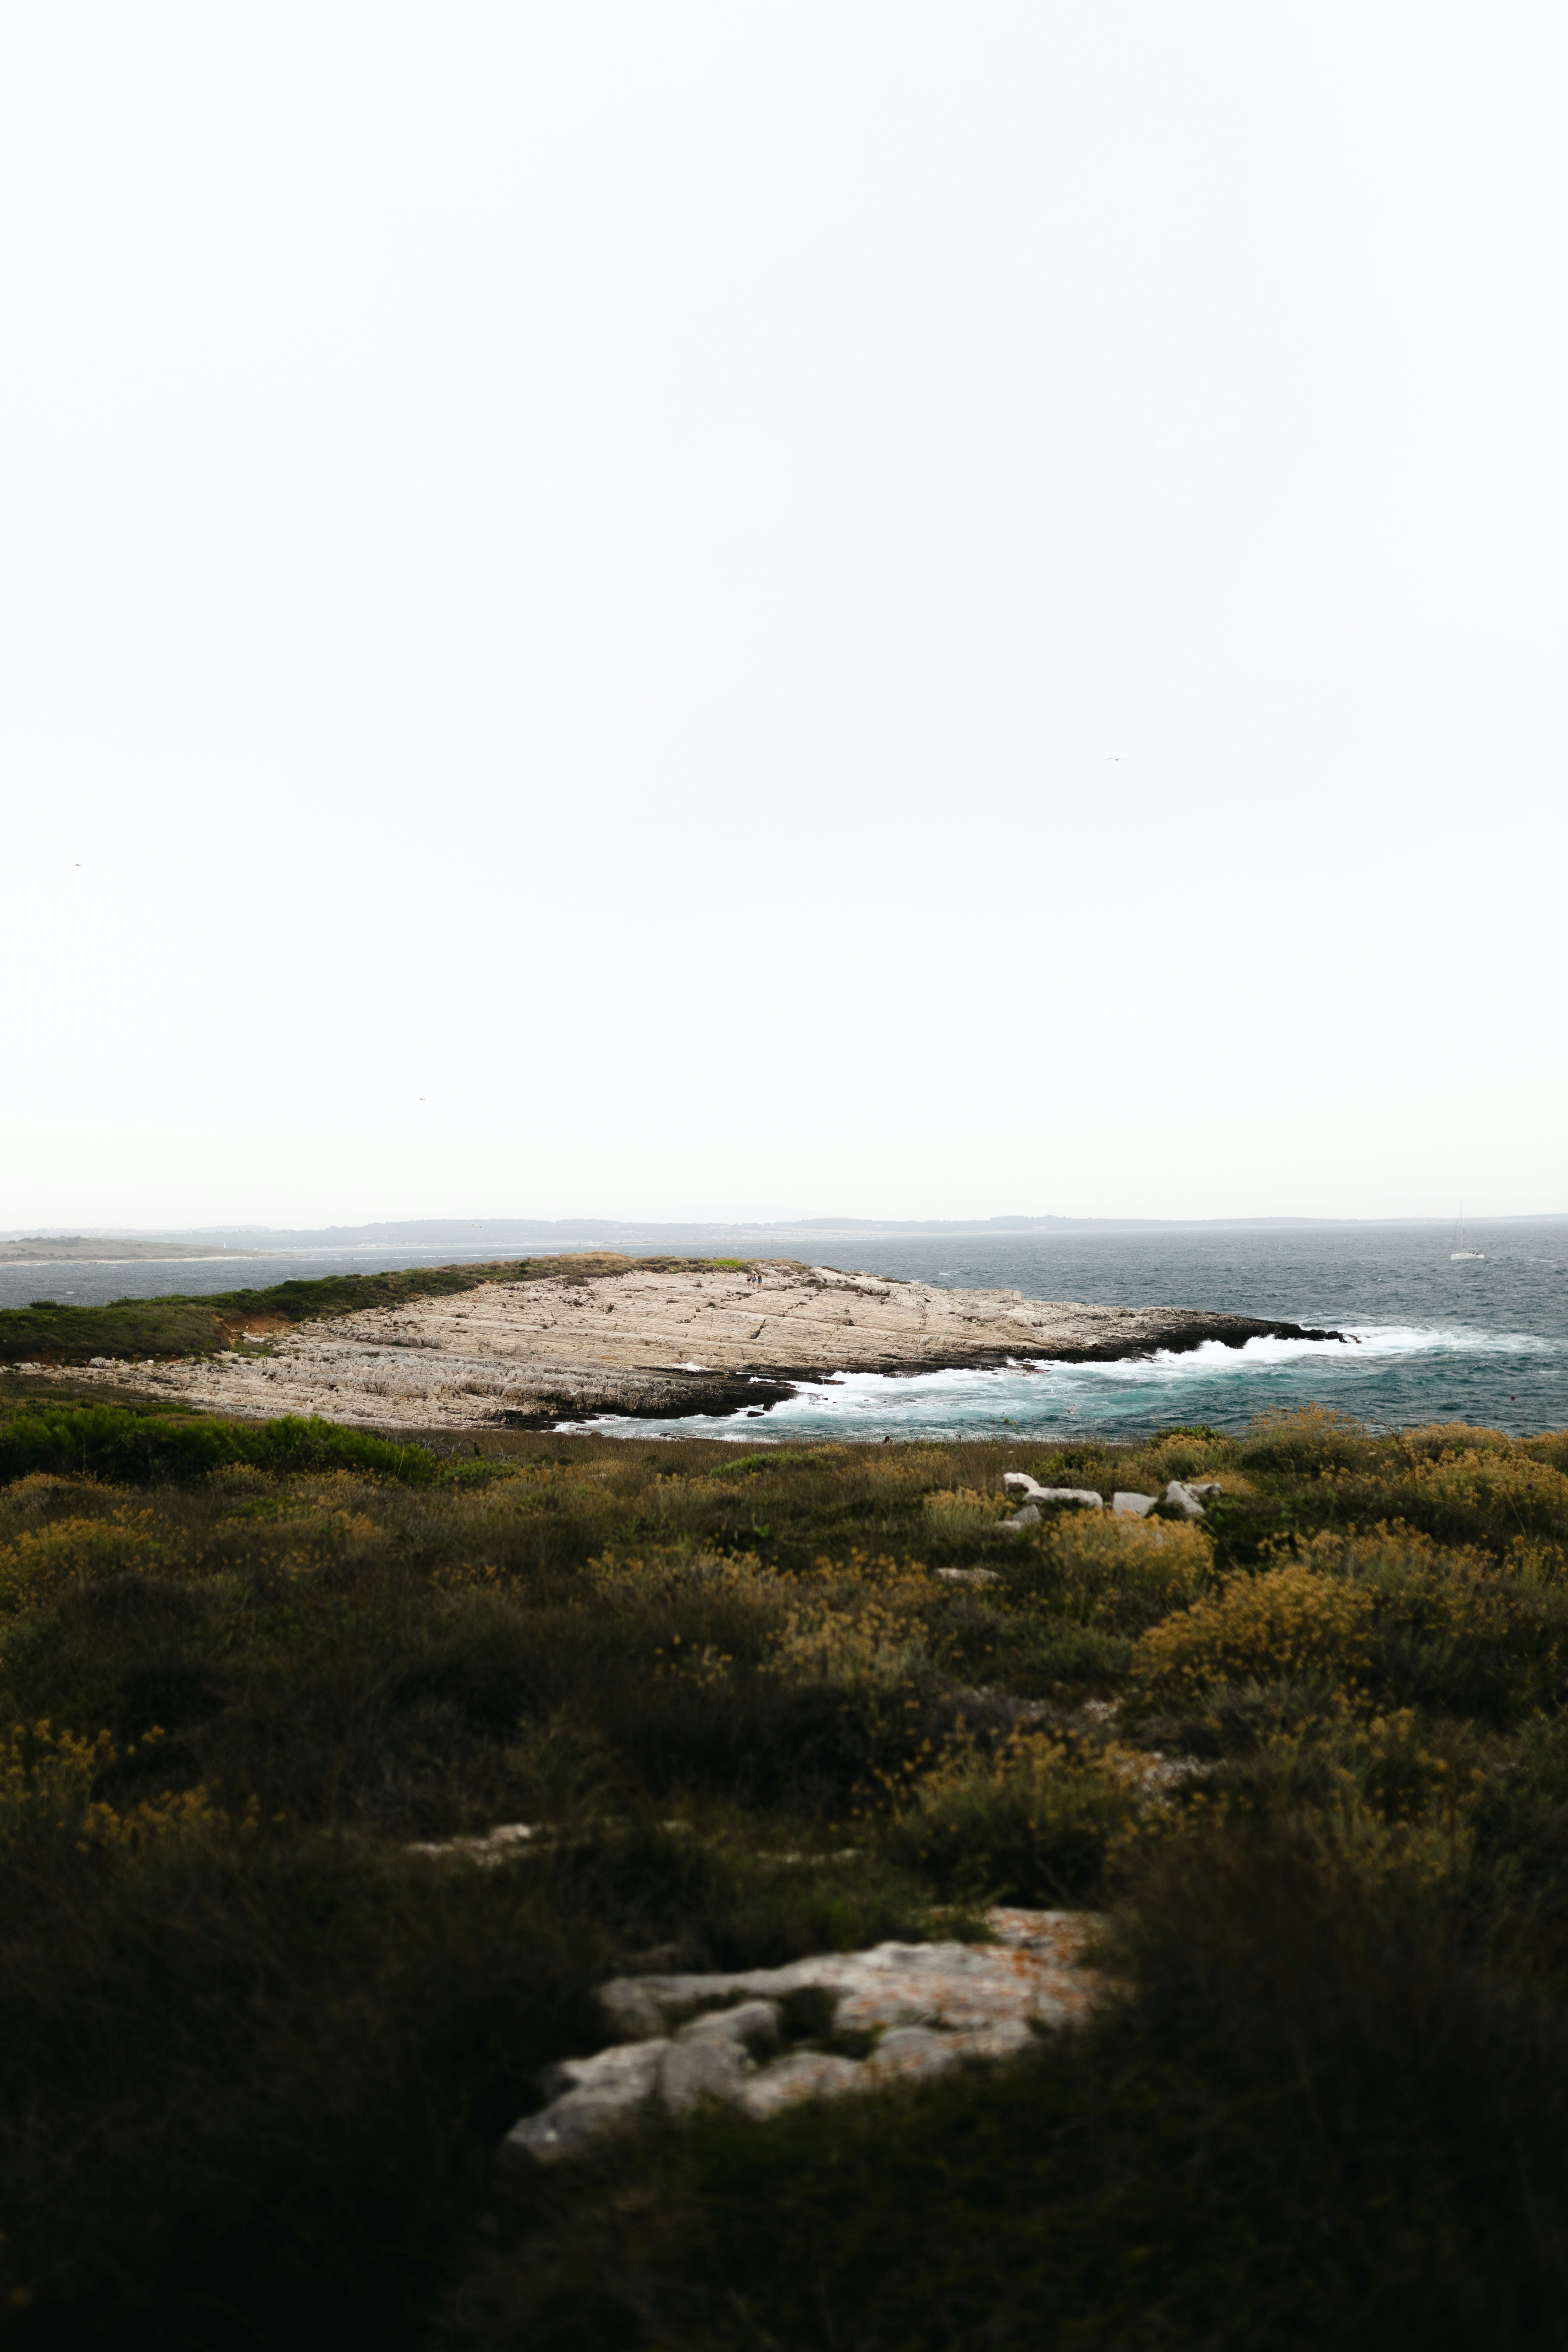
top-left (0, 1254), bottom-right (764, 1367)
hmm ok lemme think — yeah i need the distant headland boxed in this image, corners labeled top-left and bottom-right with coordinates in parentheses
top-left (1, 1254), bottom-right (1349, 1430)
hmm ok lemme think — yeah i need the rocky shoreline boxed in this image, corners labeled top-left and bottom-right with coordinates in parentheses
top-left (14, 1255), bottom-right (1352, 1432)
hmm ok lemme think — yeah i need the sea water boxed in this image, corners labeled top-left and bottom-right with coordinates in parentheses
top-left (3, 1225), bottom-right (1563, 1443)
top-left (585, 1223), bottom-right (1568, 1443)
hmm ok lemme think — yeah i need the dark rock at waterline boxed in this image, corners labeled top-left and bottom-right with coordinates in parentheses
top-left (488, 1312), bottom-right (1348, 1426)
top-left (494, 1375), bottom-right (797, 1428)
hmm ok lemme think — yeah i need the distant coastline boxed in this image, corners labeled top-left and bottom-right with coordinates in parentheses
top-left (6, 1211), bottom-right (1563, 1255)
top-left (0, 1240), bottom-right (281, 1265)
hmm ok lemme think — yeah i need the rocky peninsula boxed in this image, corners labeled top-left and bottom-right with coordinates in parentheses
top-left (35, 1256), bottom-right (1349, 1431)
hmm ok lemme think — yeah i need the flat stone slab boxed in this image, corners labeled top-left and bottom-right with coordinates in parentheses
top-left (503, 1908), bottom-right (1100, 2163)
top-left (1003, 1473), bottom-right (1105, 1507)
top-left (28, 1259), bottom-right (1350, 1430)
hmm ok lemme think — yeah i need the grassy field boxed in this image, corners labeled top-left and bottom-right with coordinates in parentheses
top-left (0, 1252), bottom-right (754, 1368)
top-left (2, 1394), bottom-right (1568, 2348)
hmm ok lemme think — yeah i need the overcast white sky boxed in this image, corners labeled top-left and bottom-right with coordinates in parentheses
top-left (3, 2), bottom-right (1564, 1227)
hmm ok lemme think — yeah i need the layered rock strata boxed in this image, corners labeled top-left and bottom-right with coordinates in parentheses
top-left (21, 1258), bottom-right (1348, 1431)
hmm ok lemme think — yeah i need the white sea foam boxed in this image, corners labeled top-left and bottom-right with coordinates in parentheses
top-left (1333, 1323), bottom-right (1563, 1358)
top-left (1060, 1324), bottom-right (1562, 1374)
top-left (575, 1321), bottom-right (1563, 1444)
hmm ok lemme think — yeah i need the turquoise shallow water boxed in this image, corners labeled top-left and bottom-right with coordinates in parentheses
top-left (574, 1223), bottom-right (1568, 1444)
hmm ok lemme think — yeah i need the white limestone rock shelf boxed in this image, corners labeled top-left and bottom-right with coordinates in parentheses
top-left (503, 1908), bottom-right (1099, 2163)
top-left (14, 1258), bottom-right (1347, 1433)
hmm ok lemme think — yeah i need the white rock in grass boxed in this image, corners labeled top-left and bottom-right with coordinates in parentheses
top-left (733, 2053), bottom-right (867, 2119)
top-left (507, 1912), bottom-right (1100, 2162)
top-left (506, 2038), bottom-right (668, 2162)
top-left (1163, 1480), bottom-right (1207, 1519)
top-left (677, 1999), bottom-right (781, 2051)
top-left (601, 1923), bottom-right (1096, 2046)
top-left (658, 2035), bottom-right (752, 2113)
top-left (1112, 1492), bottom-right (1157, 1517)
top-left (405, 1822), bottom-right (537, 1864)
top-left (537, 2039), bottom-right (668, 2104)
top-left (1003, 1473), bottom-right (1104, 1508)
top-left (864, 2026), bottom-right (959, 2080)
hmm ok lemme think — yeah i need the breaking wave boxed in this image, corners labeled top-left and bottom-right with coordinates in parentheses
top-left (575, 1322), bottom-right (1565, 1445)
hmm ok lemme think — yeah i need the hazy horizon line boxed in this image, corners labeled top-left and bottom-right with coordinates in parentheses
top-left (5, 1210), bottom-right (1566, 1244)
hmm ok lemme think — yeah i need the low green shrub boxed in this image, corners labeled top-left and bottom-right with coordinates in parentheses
top-left (882, 1724), bottom-right (1144, 1902)
top-left (0, 1403), bottom-right (439, 1486)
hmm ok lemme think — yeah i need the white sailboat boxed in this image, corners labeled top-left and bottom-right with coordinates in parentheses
top-left (1450, 1202), bottom-right (1485, 1262)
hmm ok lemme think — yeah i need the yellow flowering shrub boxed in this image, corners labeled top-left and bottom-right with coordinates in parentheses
top-left (1398, 1446), bottom-right (1568, 1532)
top-left (1171, 1699), bottom-right (1485, 1891)
top-left (0, 1471), bottom-right (101, 1513)
top-left (922, 1488), bottom-right (1009, 1540)
top-left (298, 1508), bottom-right (381, 1554)
top-left (0, 1510), bottom-right (171, 1629)
top-left (1043, 1512), bottom-right (1214, 1616)
top-left (82, 1784), bottom-right (255, 1852)
top-left (1396, 1423), bottom-right (1520, 1461)
top-left (1132, 1565), bottom-right (1375, 1699)
top-left (0, 1721), bottom-right (249, 1854)
top-left (0, 1721), bottom-right (114, 1837)
top-left (804, 1547), bottom-right (935, 1597)
top-left (1271, 1524), bottom-right (1526, 1640)
top-left (886, 1724), bottom-right (1147, 1900)
top-left (772, 1590), bottom-right (927, 1690)
top-left (1143, 1432), bottom-right (1241, 1482)
top-left (582, 1544), bottom-right (775, 1602)
top-left (1242, 1404), bottom-right (1375, 1476)
top-left (428, 1559), bottom-right (508, 1593)
top-left (768, 1551), bottom-right (937, 1688)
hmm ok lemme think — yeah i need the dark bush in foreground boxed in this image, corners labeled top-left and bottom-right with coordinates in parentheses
top-left (0, 1406), bottom-right (1564, 2347)
top-left (445, 1845), bottom-right (1568, 2352)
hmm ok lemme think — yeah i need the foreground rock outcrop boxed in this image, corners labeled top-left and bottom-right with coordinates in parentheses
top-left (998, 1470), bottom-right (1225, 1527)
top-left (504, 1908), bottom-right (1099, 2162)
top-left (28, 1258), bottom-right (1350, 1431)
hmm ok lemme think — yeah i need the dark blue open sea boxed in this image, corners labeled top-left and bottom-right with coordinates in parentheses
top-left (3, 1224), bottom-right (1564, 1444)
top-left (580, 1223), bottom-right (1566, 1444)
top-left (695, 1224), bottom-right (1564, 1446)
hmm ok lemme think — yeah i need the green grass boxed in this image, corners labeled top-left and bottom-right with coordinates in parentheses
top-left (1, 1403), bottom-right (1567, 2347)
top-left (0, 1401), bottom-right (443, 1485)
top-left (0, 1252), bottom-right (776, 1368)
